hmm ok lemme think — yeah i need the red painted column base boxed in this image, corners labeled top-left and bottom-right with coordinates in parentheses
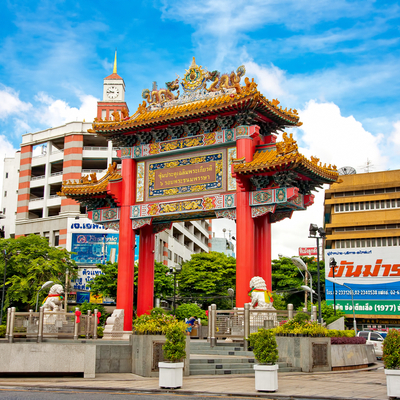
top-left (254, 214), bottom-right (272, 291)
top-left (137, 224), bottom-right (156, 316)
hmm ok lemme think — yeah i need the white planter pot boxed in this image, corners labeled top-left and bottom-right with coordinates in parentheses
top-left (385, 369), bottom-right (400, 398)
top-left (158, 362), bottom-right (184, 389)
top-left (254, 364), bottom-right (279, 392)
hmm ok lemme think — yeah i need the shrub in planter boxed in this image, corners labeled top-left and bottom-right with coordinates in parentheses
top-left (97, 326), bottom-right (104, 338)
top-left (248, 329), bottom-right (279, 392)
top-left (159, 321), bottom-right (187, 389)
top-left (383, 329), bottom-right (400, 370)
top-left (163, 322), bottom-right (187, 362)
top-left (0, 325), bottom-right (5, 338)
top-left (383, 329), bottom-right (400, 398)
top-left (248, 329), bottom-right (278, 364)
top-left (134, 308), bottom-right (180, 335)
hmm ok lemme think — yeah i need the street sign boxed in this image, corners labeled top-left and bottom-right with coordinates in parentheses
top-left (299, 247), bottom-right (318, 256)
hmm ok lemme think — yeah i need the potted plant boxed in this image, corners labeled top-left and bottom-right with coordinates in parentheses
top-left (159, 321), bottom-right (187, 389)
top-left (248, 329), bottom-right (279, 392)
top-left (383, 329), bottom-right (400, 398)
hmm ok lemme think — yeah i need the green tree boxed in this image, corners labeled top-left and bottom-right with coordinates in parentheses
top-left (86, 261), bottom-right (118, 299)
top-left (0, 235), bottom-right (77, 318)
top-left (87, 260), bottom-right (174, 304)
top-left (272, 256), bottom-right (325, 309)
top-left (153, 261), bottom-right (174, 300)
top-left (177, 252), bottom-right (236, 309)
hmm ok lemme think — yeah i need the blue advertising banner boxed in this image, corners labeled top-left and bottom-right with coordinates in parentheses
top-left (325, 247), bottom-right (400, 316)
top-left (71, 233), bottom-right (119, 264)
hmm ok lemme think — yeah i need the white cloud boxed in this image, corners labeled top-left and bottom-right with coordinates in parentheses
top-left (297, 100), bottom-right (386, 172)
top-left (34, 92), bottom-right (98, 127)
top-left (389, 121), bottom-right (400, 152)
top-left (0, 85), bottom-right (32, 120)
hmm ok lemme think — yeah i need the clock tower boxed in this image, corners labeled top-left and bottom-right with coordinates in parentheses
top-left (97, 51), bottom-right (129, 121)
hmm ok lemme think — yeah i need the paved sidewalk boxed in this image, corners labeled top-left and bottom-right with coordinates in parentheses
top-left (0, 364), bottom-right (388, 400)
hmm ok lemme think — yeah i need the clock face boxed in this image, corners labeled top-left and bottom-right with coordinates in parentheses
top-left (106, 86), bottom-right (119, 99)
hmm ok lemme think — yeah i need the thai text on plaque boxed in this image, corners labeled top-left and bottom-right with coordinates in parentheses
top-left (155, 162), bottom-right (216, 190)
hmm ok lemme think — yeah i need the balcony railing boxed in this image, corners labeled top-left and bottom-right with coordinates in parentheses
top-left (50, 171), bottom-right (63, 177)
top-left (81, 169), bottom-right (105, 174)
top-left (30, 197), bottom-right (44, 202)
top-left (83, 146), bottom-right (108, 151)
top-left (30, 175), bottom-right (45, 181)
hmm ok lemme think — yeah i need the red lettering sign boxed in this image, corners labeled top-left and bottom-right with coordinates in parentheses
top-left (299, 247), bottom-right (317, 256)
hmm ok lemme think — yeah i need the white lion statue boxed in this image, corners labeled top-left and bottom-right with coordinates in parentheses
top-left (249, 276), bottom-right (274, 310)
top-left (42, 284), bottom-right (64, 312)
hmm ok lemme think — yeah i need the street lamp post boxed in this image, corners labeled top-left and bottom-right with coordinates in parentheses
top-left (171, 264), bottom-right (181, 314)
top-left (35, 281), bottom-right (54, 312)
top-left (329, 258), bottom-right (337, 316)
top-left (309, 224), bottom-right (326, 324)
top-left (327, 278), bottom-right (357, 334)
top-left (291, 257), bottom-right (313, 307)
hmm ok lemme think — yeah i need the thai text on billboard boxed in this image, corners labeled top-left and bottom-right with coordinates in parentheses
top-left (325, 247), bottom-right (400, 316)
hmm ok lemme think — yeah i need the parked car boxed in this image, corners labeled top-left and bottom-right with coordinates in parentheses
top-left (357, 331), bottom-right (385, 357)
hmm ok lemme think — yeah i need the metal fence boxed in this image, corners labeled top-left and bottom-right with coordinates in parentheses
top-left (207, 303), bottom-right (312, 349)
top-left (5, 307), bottom-right (100, 343)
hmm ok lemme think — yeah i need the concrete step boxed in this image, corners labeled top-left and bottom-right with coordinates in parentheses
top-left (191, 349), bottom-right (255, 356)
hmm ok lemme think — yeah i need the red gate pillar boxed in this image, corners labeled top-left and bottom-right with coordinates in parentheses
top-left (116, 158), bottom-right (136, 331)
top-left (137, 224), bottom-right (156, 316)
top-left (254, 214), bottom-right (272, 290)
top-left (235, 125), bottom-right (259, 307)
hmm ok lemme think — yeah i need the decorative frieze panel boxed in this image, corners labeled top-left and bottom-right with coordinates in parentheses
top-left (251, 205), bottom-right (276, 218)
top-left (215, 209), bottom-right (236, 220)
top-left (131, 193), bottom-right (236, 220)
top-left (102, 222), bottom-right (120, 231)
top-left (227, 147), bottom-right (237, 191)
top-left (128, 129), bottom-right (233, 158)
top-left (136, 161), bottom-right (145, 202)
top-left (250, 187), bottom-right (300, 206)
top-left (132, 217), bottom-right (152, 230)
top-left (91, 207), bottom-right (120, 223)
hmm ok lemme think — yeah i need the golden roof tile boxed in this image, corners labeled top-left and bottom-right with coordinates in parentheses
top-left (233, 133), bottom-right (339, 181)
top-left (58, 163), bottom-right (121, 197)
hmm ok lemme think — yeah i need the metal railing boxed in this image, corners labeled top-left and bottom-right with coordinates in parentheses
top-left (207, 303), bottom-right (301, 349)
top-left (50, 171), bottom-right (63, 177)
top-left (5, 307), bottom-right (100, 343)
top-left (29, 197), bottom-right (44, 202)
top-left (31, 175), bottom-right (45, 181)
top-left (81, 169), bottom-right (105, 174)
top-left (83, 146), bottom-right (108, 151)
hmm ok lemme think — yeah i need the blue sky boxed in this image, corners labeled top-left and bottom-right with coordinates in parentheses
top-left (1, 0), bottom-right (400, 255)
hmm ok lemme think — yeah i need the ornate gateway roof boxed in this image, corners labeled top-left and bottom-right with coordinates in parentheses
top-left (58, 163), bottom-right (121, 210)
top-left (89, 58), bottom-right (302, 146)
top-left (233, 132), bottom-right (339, 192)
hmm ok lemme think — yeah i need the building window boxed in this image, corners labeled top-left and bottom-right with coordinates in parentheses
top-left (4, 191), bottom-right (6, 197)
top-left (53, 231), bottom-right (59, 247)
top-left (168, 250), bottom-right (172, 260)
top-left (2, 208), bottom-right (5, 215)
top-left (5, 173), bottom-right (8, 178)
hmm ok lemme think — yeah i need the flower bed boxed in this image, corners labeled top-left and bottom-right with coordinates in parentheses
top-left (272, 320), bottom-right (355, 338)
top-left (331, 336), bottom-right (366, 345)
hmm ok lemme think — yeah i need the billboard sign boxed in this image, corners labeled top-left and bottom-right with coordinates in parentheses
top-left (71, 233), bottom-right (119, 265)
top-left (325, 247), bottom-right (400, 316)
top-left (299, 247), bottom-right (318, 256)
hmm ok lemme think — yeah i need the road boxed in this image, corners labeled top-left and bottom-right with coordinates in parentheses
top-left (0, 388), bottom-right (275, 400)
